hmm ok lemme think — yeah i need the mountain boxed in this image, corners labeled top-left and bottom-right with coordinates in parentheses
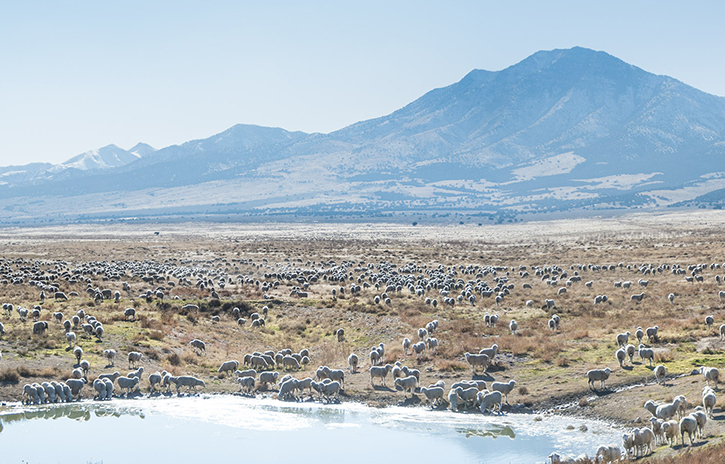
top-left (2, 47), bottom-right (725, 224)
top-left (60, 144), bottom-right (146, 171)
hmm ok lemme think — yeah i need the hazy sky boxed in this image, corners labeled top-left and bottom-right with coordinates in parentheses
top-left (1, 1), bottom-right (724, 166)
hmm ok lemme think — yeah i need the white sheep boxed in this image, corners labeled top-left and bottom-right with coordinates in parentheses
top-left (148, 372), bottom-right (163, 392)
top-left (117, 376), bottom-right (140, 395)
top-left (699, 366), bottom-right (720, 388)
top-left (479, 344), bottom-right (499, 363)
top-left (189, 339), bottom-right (206, 355)
top-left (662, 420), bottom-right (678, 446)
top-left (654, 364), bottom-right (666, 384)
top-left (720, 323), bottom-right (725, 341)
top-left (705, 315), bottom-right (715, 329)
top-left (104, 349), bottom-right (116, 366)
top-left (394, 375), bottom-right (418, 398)
top-left (479, 390), bottom-right (503, 414)
top-left (425, 337), bottom-right (438, 353)
top-left (402, 338), bottom-right (412, 355)
top-left (369, 364), bottom-right (393, 386)
top-left (615, 348), bottom-right (626, 367)
top-left (509, 319), bottom-right (518, 335)
top-left (645, 326), bottom-right (658, 342)
top-left (174, 375), bottom-right (206, 394)
top-left (635, 327), bottom-right (644, 344)
top-left (419, 386), bottom-right (445, 408)
top-left (411, 341), bottom-right (426, 357)
top-left (587, 368), bottom-right (611, 390)
top-left (702, 387), bottom-right (717, 417)
top-left (347, 353), bottom-right (359, 373)
top-left (65, 332), bottom-right (76, 349)
top-left (595, 445), bottom-right (621, 464)
top-left (625, 344), bottom-right (636, 364)
top-left (638, 345), bottom-right (655, 366)
top-left (649, 417), bottom-right (665, 445)
top-left (633, 427), bottom-right (654, 457)
top-left (491, 379), bottom-right (516, 403)
top-left (128, 351), bottom-right (143, 368)
top-left (277, 378), bottom-right (298, 401)
top-left (691, 408), bottom-right (707, 439)
top-left (616, 331), bottom-right (630, 347)
top-left (258, 371), bottom-right (279, 388)
top-left (464, 352), bottom-right (489, 374)
top-left (417, 327), bottom-right (428, 341)
top-left (454, 386), bottom-right (479, 409)
top-left (679, 415), bottom-right (698, 446)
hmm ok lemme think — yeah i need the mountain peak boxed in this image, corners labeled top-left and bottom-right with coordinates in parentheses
top-left (61, 144), bottom-right (143, 171)
top-left (128, 142), bottom-right (156, 158)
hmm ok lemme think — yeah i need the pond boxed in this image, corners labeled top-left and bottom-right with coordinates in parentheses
top-left (0, 396), bottom-right (622, 464)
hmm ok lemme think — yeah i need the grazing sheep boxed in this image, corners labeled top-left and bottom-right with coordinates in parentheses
top-left (699, 366), bottom-right (720, 388)
top-left (705, 315), bottom-right (715, 329)
top-left (217, 360), bottom-right (239, 375)
top-left (189, 339), bottom-right (206, 355)
top-left (703, 387), bottom-right (717, 417)
top-left (394, 375), bottom-right (418, 398)
top-left (65, 378), bottom-right (86, 400)
top-left (654, 364), bottom-right (666, 384)
top-left (662, 420), bottom-right (679, 446)
top-left (625, 344), bottom-right (636, 364)
top-left (347, 353), bottom-right (359, 373)
top-left (667, 293), bottom-right (675, 304)
top-left (249, 355), bottom-right (269, 371)
top-left (509, 319), bottom-right (518, 335)
top-left (237, 376), bottom-right (255, 393)
top-left (336, 328), bottom-right (345, 342)
top-left (491, 379), bottom-right (516, 403)
top-left (635, 327), bottom-right (644, 344)
top-left (479, 390), bottom-right (503, 415)
top-left (65, 331), bottom-right (76, 349)
top-left (369, 364), bottom-right (393, 386)
top-left (639, 345), bottom-right (655, 366)
top-left (32, 321), bottom-right (48, 335)
top-left (93, 379), bottom-right (108, 400)
top-left (127, 351), bottom-right (143, 368)
top-left (124, 308), bottom-right (136, 321)
top-left (587, 367), bottom-right (611, 390)
top-left (258, 371), bottom-right (279, 388)
top-left (679, 415), bottom-right (698, 447)
top-left (277, 378), bottom-right (298, 401)
top-left (174, 376), bottom-right (206, 394)
top-left (616, 331), bottom-right (630, 347)
top-left (73, 346), bottom-right (83, 365)
top-left (455, 386), bottom-right (479, 409)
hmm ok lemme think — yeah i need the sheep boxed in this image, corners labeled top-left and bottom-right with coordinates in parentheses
top-left (73, 346), bottom-right (83, 365)
top-left (547, 318), bottom-right (557, 331)
top-left (217, 360), bottom-right (240, 376)
top-left (703, 387), bottom-right (717, 417)
top-left (419, 386), bottom-right (445, 408)
top-left (124, 308), bottom-right (136, 321)
top-left (369, 349), bottom-right (380, 366)
top-left (595, 445), bottom-right (621, 464)
top-left (635, 327), bottom-right (644, 344)
top-left (237, 376), bottom-right (255, 394)
top-left (65, 331), bottom-right (77, 349)
top-left (616, 331), bottom-right (630, 347)
top-left (454, 386), bottom-right (479, 409)
top-left (448, 389), bottom-right (459, 411)
top-left (720, 324), bottom-right (725, 341)
top-left (258, 371), bottom-right (279, 388)
top-left (464, 352), bottom-right (489, 374)
top-left (316, 380), bottom-right (341, 402)
top-left (93, 379), bottom-right (108, 400)
top-left (98, 371), bottom-right (121, 382)
top-left (491, 379), bottom-right (516, 403)
top-left (478, 344), bottom-right (499, 363)
top-left (80, 359), bottom-right (90, 378)
top-left (189, 339), bottom-right (206, 355)
top-left (237, 317), bottom-right (247, 327)
top-left (32, 321), bottom-right (48, 335)
top-left (645, 326), bottom-right (658, 342)
top-left (633, 427), bottom-right (655, 457)
top-left (417, 327), bottom-right (428, 341)
top-left (479, 390), bottom-right (503, 414)
top-left (336, 328), bottom-right (345, 342)
top-left (347, 353), bottom-right (359, 373)
top-left (148, 372), bottom-right (163, 392)
top-left (615, 348), bottom-right (626, 367)
top-left (249, 355), bottom-right (269, 371)
top-left (128, 366), bottom-right (145, 380)
top-left (71, 367), bottom-right (83, 379)
top-left (402, 338), bottom-right (412, 355)
top-left (369, 364), bottom-right (393, 386)
top-left (23, 384), bottom-right (40, 405)
top-left (174, 376), bottom-right (206, 394)
top-left (649, 417), bottom-right (665, 445)
top-left (295, 377), bottom-right (313, 396)
top-left (327, 368), bottom-right (345, 388)
top-left (692, 408), bottom-right (707, 439)
top-left (411, 341), bottom-right (426, 357)
top-left (667, 293), bottom-right (675, 304)
top-left (625, 344), bottom-right (636, 364)
top-left (66, 378), bottom-right (86, 400)
top-left (662, 420), bottom-right (678, 446)
top-left (277, 378), bottom-right (298, 401)
top-left (587, 367), bottom-right (611, 390)
top-left (654, 364), bottom-right (666, 384)
top-left (42, 382), bottom-right (56, 403)
top-left (425, 337), bottom-right (438, 353)
top-left (104, 349), bottom-right (116, 366)
top-left (650, 398), bottom-right (682, 421)
top-left (128, 351), bottom-right (143, 368)
top-left (679, 415), bottom-right (698, 446)
top-left (638, 345), bottom-right (655, 366)
top-left (394, 375), bottom-right (418, 398)
top-left (699, 366), bottom-right (720, 388)
top-left (509, 319), bottom-right (518, 335)
top-left (705, 315), bottom-right (715, 330)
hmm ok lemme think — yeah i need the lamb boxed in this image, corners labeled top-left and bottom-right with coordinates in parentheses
top-left (654, 364), bottom-right (666, 384)
top-left (128, 351), bottom-right (143, 368)
top-left (703, 387), bottom-right (717, 417)
top-left (699, 366), bottom-right (720, 388)
top-left (491, 379), bottom-right (516, 403)
top-left (174, 375), bottom-right (206, 394)
top-left (347, 353), bottom-right (359, 373)
top-left (509, 319), bottom-right (518, 335)
top-left (705, 315), bottom-right (715, 329)
top-left (419, 386), bottom-right (445, 407)
top-left (479, 390), bottom-right (503, 415)
top-left (679, 415), bottom-right (698, 446)
top-left (394, 375), bottom-right (418, 398)
top-left (586, 367), bottom-right (611, 390)
top-left (645, 326), bottom-right (658, 342)
top-left (369, 364), bottom-right (393, 386)
top-left (615, 347), bottom-right (626, 367)
top-left (117, 376), bottom-right (140, 395)
top-left (189, 339), bottom-right (206, 355)
top-left (638, 345), bottom-right (655, 366)
top-left (616, 331), bottom-right (630, 347)
top-left (464, 352), bottom-right (490, 374)
top-left (649, 417), bottom-right (665, 445)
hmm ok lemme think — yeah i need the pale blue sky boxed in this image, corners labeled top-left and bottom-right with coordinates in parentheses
top-left (1, 1), bottom-right (724, 165)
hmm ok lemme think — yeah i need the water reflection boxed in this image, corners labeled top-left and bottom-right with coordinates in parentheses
top-left (0, 403), bottom-right (145, 430)
top-left (458, 425), bottom-right (516, 440)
